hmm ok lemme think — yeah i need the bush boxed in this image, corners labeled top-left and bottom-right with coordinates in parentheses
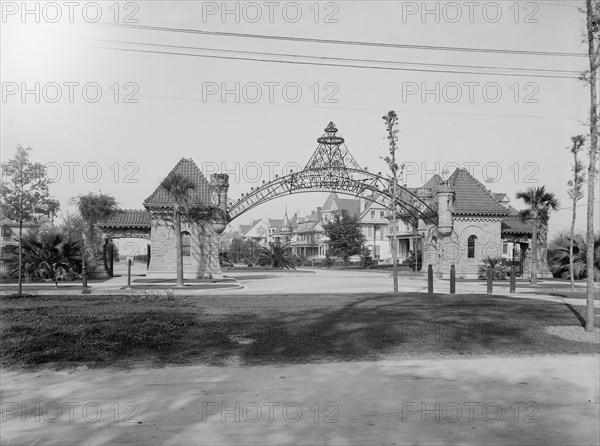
top-left (323, 253), bottom-right (334, 268)
top-left (547, 233), bottom-right (600, 280)
top-left (477, 256), bottom-right (507, 280)
top-left (407, 250), bottom-right (423, 272)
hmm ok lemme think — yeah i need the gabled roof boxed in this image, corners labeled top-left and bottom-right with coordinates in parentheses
top-left (238, 224), bottom-right (251, 235)
top-left (143, 158), bottom-right (212, 209)
top-left (447, 169), bottom-right (509, 216)
top-left (359, 199), bottom-right (388, 220)
top-left (267, 218), bottom-right (284, 228)
top-left (97, 210), bottom-right (151, 229)
top-left (494, 193), bottom-right (509, 203)
top-left (321, 192), bottom-right (360, 216)
top-left (421, 174), bottom-right (443, 191)
top-left (294, 220), bottom-right (322, 234)
top-left (321, 193), bottom-right (340, 212)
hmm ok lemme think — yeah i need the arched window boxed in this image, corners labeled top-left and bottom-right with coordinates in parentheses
top-left (467, 235), bottom-right (476, 259)
top-left (181, 231), bottom-right (191, 257)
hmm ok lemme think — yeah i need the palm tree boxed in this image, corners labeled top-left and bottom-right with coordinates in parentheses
top-left (516, 186), bottom-right (559, 285)
top-left (548, 233), bottom-right (600, 281)
top-left (257, 242), bottom-right (296, 269)
top-left (8, 230), bottom-right (82, 287)
top-left (161, 173), bottom-right (196, 287)
top-left (566, 135), bottom-right (586, 291)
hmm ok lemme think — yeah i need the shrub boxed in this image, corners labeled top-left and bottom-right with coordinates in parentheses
top-left (477, 256), bottom-right (507, 280)
top-left (548, 233), bottom-right (600, 280)
top-left (407, 250), bottom-right (423, 272)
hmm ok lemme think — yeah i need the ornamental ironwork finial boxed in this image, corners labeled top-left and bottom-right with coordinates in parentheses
top-left (318, 121), bottom-right (345, 146)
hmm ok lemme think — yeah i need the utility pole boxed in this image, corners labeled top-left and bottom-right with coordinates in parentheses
top-left (585, 0), bottom-right (598, 332)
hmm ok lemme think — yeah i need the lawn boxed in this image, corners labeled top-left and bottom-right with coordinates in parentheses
top-left (1, 293), bottom-right (598, 369)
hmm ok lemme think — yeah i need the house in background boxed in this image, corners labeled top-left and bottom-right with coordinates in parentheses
top-left (234, 169), bottom-right (533, 276)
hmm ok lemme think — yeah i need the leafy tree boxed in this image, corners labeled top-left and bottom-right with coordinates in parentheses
top-left (548, 233), bottom-right (600, 281)
top-left (566, 135), bottom-right (587, 291)
top-left (515, 186), bottom-right (559, 285)
top-left (323, 209), bottom-right (365, 268)
top-left (0, 146), bottom-right (60, 295)
top-left (160, 173), bottom-right (196, 287)
top-left (6, 229), bottom-right (81, 287)
top-left (257, 242), bottom-right (295, 269)
top-left (70, 193), bottom-right (119, 275)
top-left (228, 236), bottom-right (262, 264)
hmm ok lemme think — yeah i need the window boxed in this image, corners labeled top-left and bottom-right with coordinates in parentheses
top-left (502, 242), bottom-right (508, 255)
top-left (2, 227), bottom-right (13, 238)
top-left (371, 210), bottom-right (375, 218)
top-left (181, 231), bottom-right (191, 257)
top-left (467, 235), bottom-right (476, 258)
top-left (380, 211), bottom-right (385, 218)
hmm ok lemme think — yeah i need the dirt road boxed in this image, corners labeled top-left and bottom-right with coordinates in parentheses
top-left (2, 355), bottom-right (598, 445)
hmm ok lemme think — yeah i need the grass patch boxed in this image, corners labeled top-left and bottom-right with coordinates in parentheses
top-left (1, 293), bottom-right (598, 370)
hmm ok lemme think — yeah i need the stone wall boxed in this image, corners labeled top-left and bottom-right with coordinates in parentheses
top-left (422, 217), bottom-right (503, 279)
top-left (146, 212), bottom-right (223, 279)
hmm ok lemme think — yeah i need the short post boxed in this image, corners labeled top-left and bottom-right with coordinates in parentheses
top-left (428, 264), bottom-right (433, 295)
top-left (487, 266), bottom-right (493, 294)
top-left (450, 264), bottom-right (456, 294)
top-left (127, 258), bottom-right (132, 289)
top-left (510, 266), bottom-right (516, 294)
top-left (82, 264), bottom-right (87, 289)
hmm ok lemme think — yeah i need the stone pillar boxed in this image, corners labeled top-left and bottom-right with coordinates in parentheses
top-left (206, 174), bottom-right (229, 280)
top-left (436, 183), bottom-right (454, 236)
top-left (210, 173), bottom-right (229, 215)
top-left (200, 222), bottom-right (223, 279)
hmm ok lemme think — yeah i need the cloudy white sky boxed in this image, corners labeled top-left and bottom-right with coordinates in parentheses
top-left (2, 0), bottom-right (598, 243)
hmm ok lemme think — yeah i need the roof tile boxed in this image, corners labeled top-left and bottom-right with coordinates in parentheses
top-left (143, 158), bottom-right (212, 208)
top-left (447, 169), bottom-right (509, 216)
top-left (97, 210), bottom-right (150, 228)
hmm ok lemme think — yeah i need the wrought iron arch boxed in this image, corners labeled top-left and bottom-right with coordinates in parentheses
top-left (227, 122), bottom-right (438, 226)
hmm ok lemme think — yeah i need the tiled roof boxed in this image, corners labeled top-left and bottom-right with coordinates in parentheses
top-left (97, 210), bottom-right (151, 228)
top-left (501, 216), bottom-right (533, 235)
top-left (143, 158), bottom-right (212, 209)
top-left (447, 169), bottom-right (509, 216)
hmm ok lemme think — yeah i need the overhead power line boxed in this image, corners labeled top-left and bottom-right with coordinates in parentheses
top-left (86, 44), bottom-right (581, 79)
top-left (100, 23), bottom-right (588, 58)
top-left (88, 39), bottom-right (583, 78)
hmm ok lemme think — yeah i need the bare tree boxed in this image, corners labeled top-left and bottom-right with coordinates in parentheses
top-left (566, 135), bottom-right (586, 291)
top-left (383, 111), bottom-right (400, 294)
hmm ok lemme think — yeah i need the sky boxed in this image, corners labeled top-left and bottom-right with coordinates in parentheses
top-left (1, 0), bottom-right (599, 253)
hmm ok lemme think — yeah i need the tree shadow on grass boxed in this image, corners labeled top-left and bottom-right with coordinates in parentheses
top-left (2, 293), bottom-right (599, 369)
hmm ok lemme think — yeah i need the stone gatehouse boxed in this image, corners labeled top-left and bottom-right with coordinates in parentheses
top-left (98, 158), bottom-right (229, 279)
